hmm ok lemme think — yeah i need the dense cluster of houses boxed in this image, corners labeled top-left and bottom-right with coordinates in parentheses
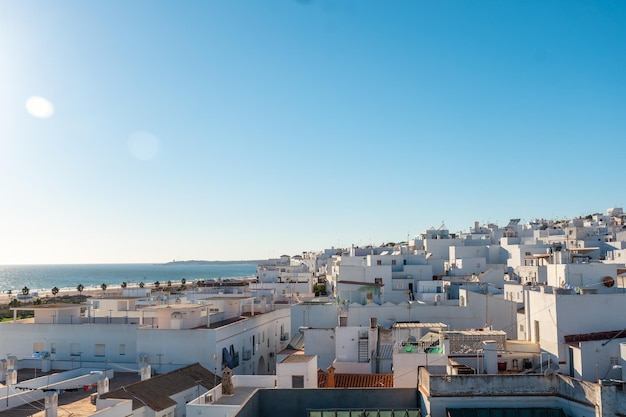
top-left (1, 208), bottom-right (626, 417)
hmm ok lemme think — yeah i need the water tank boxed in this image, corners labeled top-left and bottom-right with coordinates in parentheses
top-left (7, 356), bottom-right (17, 370)
top-left (6, 369), bottom-right (17, 385)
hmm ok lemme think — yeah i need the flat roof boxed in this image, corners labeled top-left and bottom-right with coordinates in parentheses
top-left (281, 355), bottom-right (316, 364)
top-left (11, 303), bottom-right (86, 311)
top-left (337, 280), bottom-right (384, 287)
top-left (195, 296), bottom-right (255, 301)
top-left (393, 322), bottom-right (448, 329)
top-left (141, 303), bottom-right (208, 311)
top-left (446, 329), bottom-right (507, 336)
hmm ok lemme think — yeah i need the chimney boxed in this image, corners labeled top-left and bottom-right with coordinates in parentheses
top-left (140, 363), bottom-right (151, 381)
top-left (327, 366), bottom-right (335, 388)
top-left (44, 391), bottom-right (58, 417)
top-left (482, 340), bottom-right (498, 374)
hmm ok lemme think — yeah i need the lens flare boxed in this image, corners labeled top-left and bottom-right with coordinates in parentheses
top-left (25, 96), bottom-right (54, 118)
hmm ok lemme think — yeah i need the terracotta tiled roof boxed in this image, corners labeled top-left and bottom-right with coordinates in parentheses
top-left (317, 369), bottom-right (393, 388)
top-left (101, 363), bottom-right (220, 411)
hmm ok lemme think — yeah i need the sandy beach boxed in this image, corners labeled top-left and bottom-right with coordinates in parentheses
top-left (0, 282), bottom-right (182, 306)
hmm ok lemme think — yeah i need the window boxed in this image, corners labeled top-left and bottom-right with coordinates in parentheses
top-left (292, 375), bottom-right (304, 388)
top-left (534, 320), bottom-right (540, 343)
top-left (33, 342), bottom-right (44, 353)
top-left (375, 278), bottom-right (382, 285)
top-left (392, 259), bottom-right (396, 265)
top-left (119, 344), bottom-right (126, 356)
top-left (377, 260), bottom-right (382, 266)
top-left (519, 324), bottom-right (525, 333)
top-left (70, 343), bottom-right (81, 356)
top-left (50, 343), bottom-right (56, 354)
top-left (95, 344), bottom-right (105, 357)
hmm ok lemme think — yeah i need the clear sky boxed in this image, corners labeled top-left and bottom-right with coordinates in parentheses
top-left (1, 1), bottom-right (625, 264)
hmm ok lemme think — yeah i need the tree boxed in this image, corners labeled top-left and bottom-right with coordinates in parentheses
top-left (139, 281), bottom-right (145, 288)
top-left (121, 281), bottom-right (127, 289)
top-left (9, 298), bottom-right (19, 307)
top-left (167, 280), bottom-right (172, 288)
top-left (22, 286), bottom-right (30, 296)
top-left (154, 281), bottom-right (161, 290)
top-left (101, 283), bottom-right (107, 294)
top-left (77, 283), bottom-right (84, 296)
top-left (51, 286), bottom-right (59, 302)
top-left (181, 278), bottom-right (186, 285)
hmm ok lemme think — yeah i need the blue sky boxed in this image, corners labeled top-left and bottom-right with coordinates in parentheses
top-left (1, 1), bottom-right (625, 264)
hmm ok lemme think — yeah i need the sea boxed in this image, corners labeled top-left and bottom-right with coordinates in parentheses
top-left (0, 262), bottom-right (258, 294)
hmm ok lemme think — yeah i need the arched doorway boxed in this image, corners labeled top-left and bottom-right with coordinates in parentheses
top-left (257, 355), bottom-right (266, 375)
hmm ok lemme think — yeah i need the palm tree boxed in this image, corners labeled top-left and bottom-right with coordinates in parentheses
top-left (154, 281), bottom-right (161, 290)
top-left (139, 281), bottom-right (145, 288)
top-left (9, 298), bottom-right (19, 307)
top-left (101, 283), bottom-right (107, 295)
top-left (76, 283), bottom-right (84, 296)
top-left (21, 286), bottom-right (30, 296)
top-left (181, 278), bottom-right (186, 285)
top-left (51, 286), bottom-right (59, 302)
top-left (121, 281), bottom-right (127, 289)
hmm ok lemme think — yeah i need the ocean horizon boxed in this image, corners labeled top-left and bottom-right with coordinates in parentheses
top-left (0, 262), bottom-right (258, 293)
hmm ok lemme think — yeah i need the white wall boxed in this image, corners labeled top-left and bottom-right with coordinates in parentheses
top-left (525, 288), bottom-right (626, 374)
top-left (276, 356), bottom-right (317, 388)
top-left (147, 307), bottom-right (289, 375)
top-left (546, 263), bottom-right (619, 292)
top-left (0, 322), bottom-right (139, 367)
top-left (393, 349), bottom-right (448, 387)
top-left (303, 328), bottom-right (335, 370)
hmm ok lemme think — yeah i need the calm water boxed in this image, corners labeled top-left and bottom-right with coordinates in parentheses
top-left (0, 263), bottom-right (258, 293)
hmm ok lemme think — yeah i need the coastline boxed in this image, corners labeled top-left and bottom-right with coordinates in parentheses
top-left (0, 282), bottom-right (183, 306)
